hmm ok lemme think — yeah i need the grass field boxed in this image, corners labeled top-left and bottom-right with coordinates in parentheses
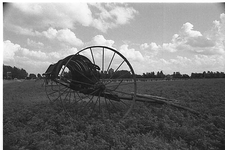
top-left (3, 79), bottom-right (225, 150)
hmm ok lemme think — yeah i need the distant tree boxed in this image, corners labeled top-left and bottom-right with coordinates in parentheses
top-left (29, 73), bottom-right (37, 79)
top-left (37, 73), bottom-right (42, 78)
top-left (182, 74), bottom-right (190, 78)
top-left (156, 71), bottom-right (160, 78)
top-left (113, 70), bottom-right (131, 78)
top-left (143, 72), bottom-right (156, 78)
top-left (173, 72), bottom-right (182, 78)
top-left (3, 65), bottom-right (28, 79)
top-left (203, 71), bottom-right (206, 78)
top-left (159, 71), bottom-right (165, 78)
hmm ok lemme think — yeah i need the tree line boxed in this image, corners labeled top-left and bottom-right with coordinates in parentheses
top-left (136, 71), bottom-right (225, 79)
top-left (3, 65), bottom-right (28, 79)
top-left (3, 65), bottom-right (42, 79)
top-left (3, 64), bottom-right (225, 80)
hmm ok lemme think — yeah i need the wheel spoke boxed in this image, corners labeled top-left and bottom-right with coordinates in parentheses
top-left (81, 94), bottom-right (95, 109)
top-left (108, 98), bottom-right (119, 111)
top-left (120, 100), bottom-right (129, 107)
top-left (46, 85), bottom-right (67, 95)
top-left (106, 52), bottom-right (116, 73)
top-left (102, 47), bottom-right (104, 74)
top-left (90, 47), bottom-right (95, 65)
top-left (112, 79), bottom-right (124, 91)
top-left (52, 87), bottom-right (70, 103)
top-left (104, 71), bottom-right (131, 86)
top-left (104, 93), bottom-right (111, 116)
top-left (60, 87), bottom-right (71, 101)
top-left (91, 92), bottom-right (101, 113)
top-left (108, 60), bottom-right (125, 80)
top-left (68, 89), bottom-right (73, 103)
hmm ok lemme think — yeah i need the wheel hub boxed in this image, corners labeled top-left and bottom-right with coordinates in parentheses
top-left (94, 82), bottom-right (106, 91)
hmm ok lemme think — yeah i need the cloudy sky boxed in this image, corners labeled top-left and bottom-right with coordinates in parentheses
top-left (3, 2), bottom-right (225, 75)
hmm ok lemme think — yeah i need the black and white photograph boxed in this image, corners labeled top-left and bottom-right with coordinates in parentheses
top-left (3, 2), bottom-right (225, 149)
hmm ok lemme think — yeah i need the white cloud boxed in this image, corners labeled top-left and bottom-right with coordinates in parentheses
top-left (27, 38), bottom-right (44, 48)
top-left (145, 16), bottom-right (224, 55)
top-left (56, 3), bottom-right (93, 27)
top-left (162, 22), bottom-right (204, 53)
top-left (3, 40), bottom-right (80, 74)
top-left (140, 42), bottom-right (161, 57)
top-left (13, 3), bottom-right (43, 15)
top-left (162, 43), bottom-right (177, 52)
top-left (119, 44), bottom-right (144, 61)
top-left (11, 3), bottom-right (92, 29)
top-left (180, 22), bottom-right (202, 37)
top-left (6, 3), bottom-right (137, 33)
top-left (42, 28), bottom-right (83, 47)
top-left (6, 24), bottom-right (42, 36)
top-left (140, 43), bottom-right (149, 50)
top-left (3, 40), bottom-right (20, 61)
top-left (4, 40), bottom-right (48, 62)
top-left (89, 3), bottom-right (137, 32)
top-left (48, 47), bottom-right (78, 60)
top-left (186, 36), bottom-right (215, 48)
top-left (140, 42), bottom-right (160, 51)
top-left (193, 54), bottom-right (225, 72)
top-left (91, 35), bottom-right (115, 47)
top-left (109, 5), bottom-right (137, 25)
top-left (57, 29), bottom-right (83, 46)
top-left (42, 27), bottom-right (57, 39)
top-left (19, 48), bottom-right (48, 60)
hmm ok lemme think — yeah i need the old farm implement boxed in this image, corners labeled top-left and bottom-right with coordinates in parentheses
top-left (43, 46), bottom-right (200, 119)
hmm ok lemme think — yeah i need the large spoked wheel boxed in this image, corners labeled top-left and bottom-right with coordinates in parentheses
top-left (45, 46), bottom-right (137, 120)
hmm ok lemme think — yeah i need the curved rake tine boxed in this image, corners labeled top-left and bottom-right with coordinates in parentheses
top-left (68, 60), bottom-right (96, 84)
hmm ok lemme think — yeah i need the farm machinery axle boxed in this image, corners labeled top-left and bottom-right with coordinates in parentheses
top-left (43, 46), bottom-right (201, 119)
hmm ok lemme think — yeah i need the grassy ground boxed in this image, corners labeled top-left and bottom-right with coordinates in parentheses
top-left (3, 79), bottom-right (225, 150)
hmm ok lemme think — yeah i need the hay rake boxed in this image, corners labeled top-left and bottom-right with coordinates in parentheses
top-left (43, 46), bottom-right (200, 120)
